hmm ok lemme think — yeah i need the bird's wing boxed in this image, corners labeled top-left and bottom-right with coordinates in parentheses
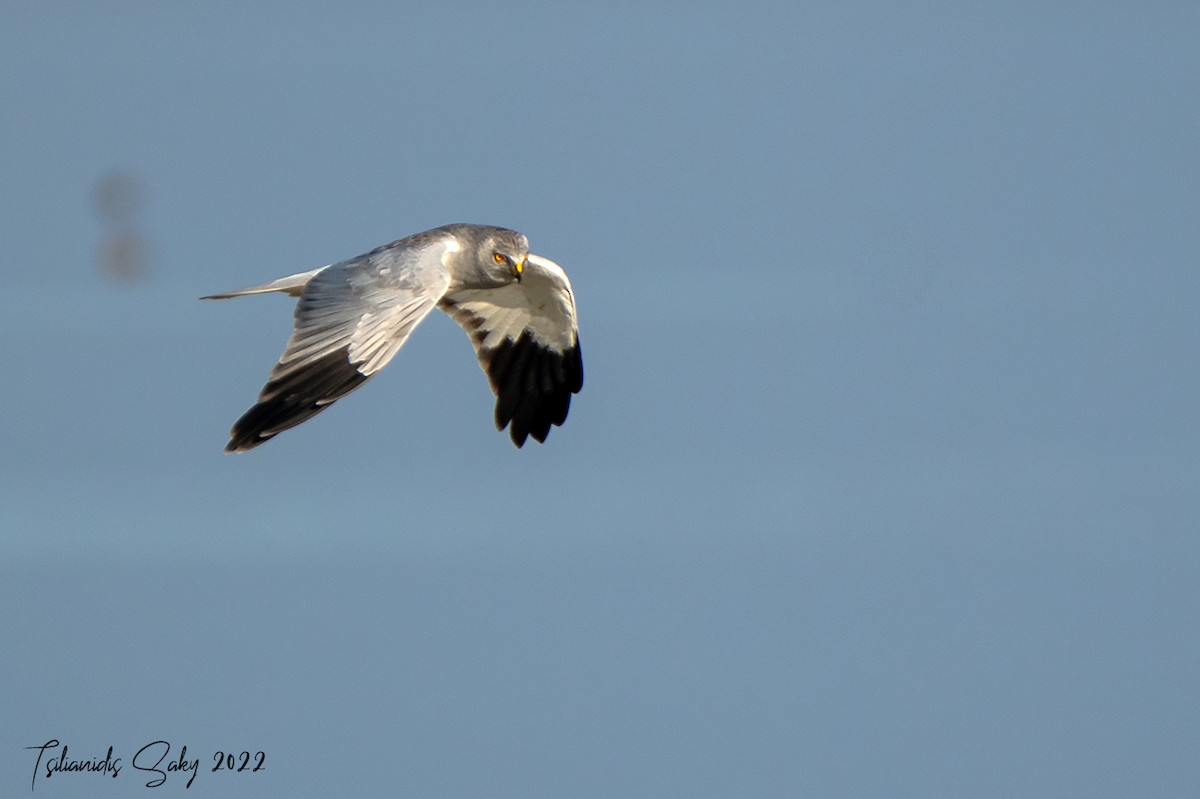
top-left (225, 239), bottom-right (454, 452)
top-left (439, 253), bottom-right (583, 446)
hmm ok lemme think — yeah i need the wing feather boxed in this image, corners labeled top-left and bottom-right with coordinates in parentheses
top-left (439, 253), bottom-right (583, 446)
top-left (224, 239), bottom-right (453, 452)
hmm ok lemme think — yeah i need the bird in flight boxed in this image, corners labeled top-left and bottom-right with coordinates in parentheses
top-left (203, 223), bottom-right (583, 452)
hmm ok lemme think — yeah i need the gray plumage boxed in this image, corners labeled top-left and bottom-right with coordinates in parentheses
top-left (204, 223), bottom-right (583, 452)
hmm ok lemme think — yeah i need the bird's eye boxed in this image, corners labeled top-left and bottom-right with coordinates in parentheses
top-left (493, 253), bottom-right (506, 264)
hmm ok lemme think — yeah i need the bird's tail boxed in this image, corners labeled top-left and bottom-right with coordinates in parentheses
top-left (200, 267), bottom-right (326, 300)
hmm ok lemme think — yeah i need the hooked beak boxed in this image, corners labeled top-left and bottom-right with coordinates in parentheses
top-left (515, 258), bottom-right (524, 282)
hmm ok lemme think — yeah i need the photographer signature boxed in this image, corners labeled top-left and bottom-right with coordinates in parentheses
top-left (24, 739), bottom-right (264, 791)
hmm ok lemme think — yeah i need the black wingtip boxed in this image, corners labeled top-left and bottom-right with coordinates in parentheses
top-left (224, 431), bottom-right (273, 454)
top-left (223, 348), bottom-right (368, 453)
top-left (487, 332), bottom-right (582, 448)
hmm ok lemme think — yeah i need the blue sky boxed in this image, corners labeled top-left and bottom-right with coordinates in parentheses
top-left (2, 2), bottom-right (1198, 796)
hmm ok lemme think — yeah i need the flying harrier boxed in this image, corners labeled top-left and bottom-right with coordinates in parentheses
top-left (204, 223), bottom-right (583, 452)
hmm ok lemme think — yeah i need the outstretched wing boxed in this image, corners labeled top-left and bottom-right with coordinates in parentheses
top-left (439, 253), bottom-right (583, 446)
top-left (223, 238), bottom-right (454, 452)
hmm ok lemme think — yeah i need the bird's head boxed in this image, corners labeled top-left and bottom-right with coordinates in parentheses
top-left (439, 224), bottom-right (529, 290)
top-left (479, 227), bottom-right (528, 284)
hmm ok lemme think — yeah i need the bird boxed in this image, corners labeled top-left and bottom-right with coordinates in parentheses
top-left (203, 223), bottom-right (583, 453)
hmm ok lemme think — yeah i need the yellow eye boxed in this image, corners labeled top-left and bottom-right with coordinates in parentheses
top-left (493, 253), bottom-right (506, 264)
